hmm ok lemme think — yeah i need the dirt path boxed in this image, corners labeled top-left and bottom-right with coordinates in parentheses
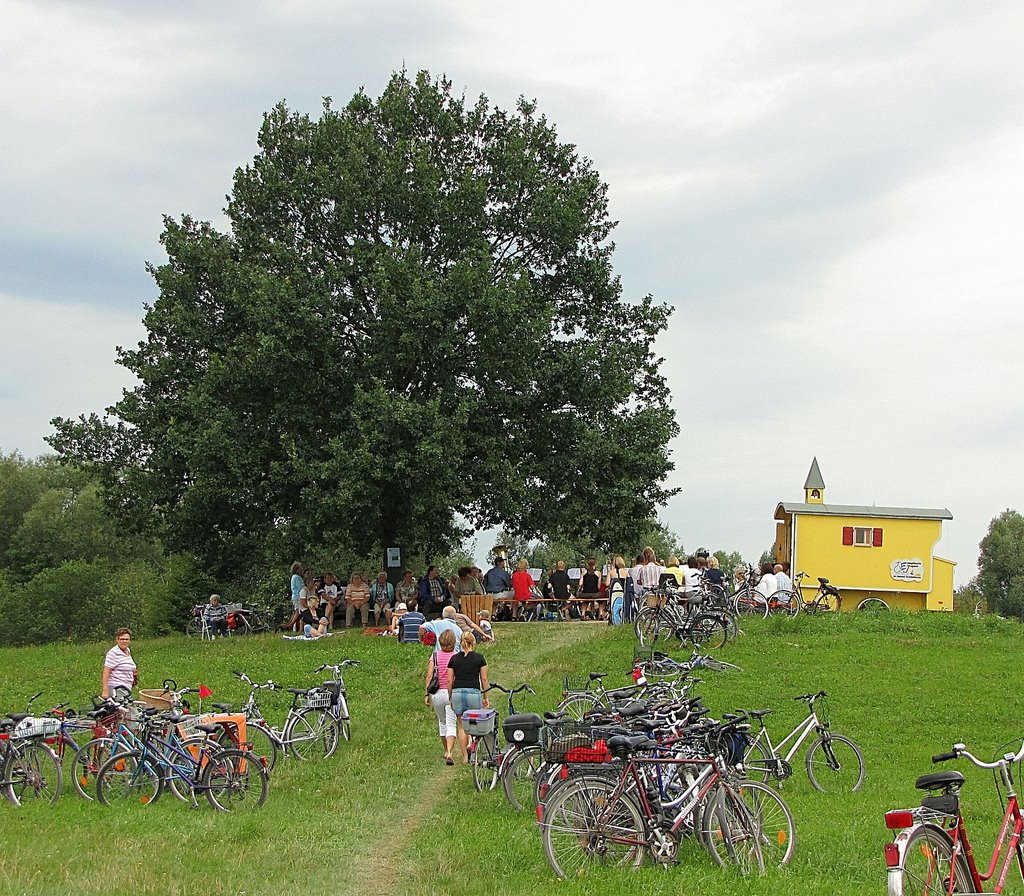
top-left (338, 622), bottom-right (604, 896)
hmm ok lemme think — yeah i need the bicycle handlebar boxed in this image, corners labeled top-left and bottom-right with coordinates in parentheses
top-left (793, 690), bottom-right (827, 702)
top-left (314, 660), bottom-right (360, 673)
top-left (485, 683), bottom-right (535, 695)
top-left (932, 742), bottom-right (1024, 768)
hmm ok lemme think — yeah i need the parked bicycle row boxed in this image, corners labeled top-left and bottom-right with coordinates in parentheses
top-left (446, 643), bottom-right (865, 879)
top-left (0, 660), bottom-right (360, 810)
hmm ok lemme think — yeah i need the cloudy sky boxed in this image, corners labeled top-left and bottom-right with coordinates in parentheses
top-left (2, 0), bottom-right (1021, 582)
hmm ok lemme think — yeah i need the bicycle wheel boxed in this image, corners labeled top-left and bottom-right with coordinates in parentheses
top-left (768, 591), bottom-right (798, 617)
top-left (858, 597), bottom-right (890, 611)
top-left (96, 750), bottom-right (162, 807)
top-left (501, 745), bottom-right (542, 812)
top-left (557, 693), bottom-right (598, 722)
top-left (700, 785), bottom-right (765, 875)
top-left (4, 742), bottom-right (63, 806)
top-left (540, 777), bottom-right (646, 879)
top-left (805, 733), bottom-right (865, 792)
top-left (247, 611), bottom-right (271, 634)
top-left (635, 606), bottom-right (673, 647)
top-left (164, 735), bottom-right (208, 803)
top-left (70, 737), bottom-right (114, 801)
top-left (734, 592), bottom-right (768, 619)
top-left (470, 733), bottom-right (499, 792)
top-left (734, 780), bottom-right (796, 867)
top-left (202, 748), bottom-right (268, 812)
top-left (286, 709), bottom-right (339, 761)
top-left (897, 824), bottom-right (971, 894)
top-left (185, 616), bottom-right (203, 637)
top-left (219, 722), bottom-right (279, 773)
top-left (689, 614), bottom-right (729, 650)
top-left (699, 654), bottom-right (742, 673)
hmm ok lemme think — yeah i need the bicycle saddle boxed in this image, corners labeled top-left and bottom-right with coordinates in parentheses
top-left (617, 701), bottom-right (649, 718)
top-left (818, 577), bottom-right (830, 585)
top-left (196, 723), bottom-right (221, 735)
top-left (915, 770), bottom-right (965, 791)
top-left (543, 710), bottom-right (568, 721)
top-left (750, 709), bottom-right (773, 719)
top-left (589, 672), bottom-right (607, 681)
top-left (607, 734), bottom-right (658, 753)
top-left (212, 703), bottom-right (234, 712)
top-left (607, 686), bottom-right (642, 701)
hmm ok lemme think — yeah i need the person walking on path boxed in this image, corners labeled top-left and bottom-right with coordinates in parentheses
top-left (425, 629), bottom-right (459, 765)
top-left (447, 631), bottom-right (490, 763)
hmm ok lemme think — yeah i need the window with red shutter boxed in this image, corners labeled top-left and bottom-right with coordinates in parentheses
top-left (842, 527), bottom-right (854, 545)
top-left (873, 528), bottom-right (883, 547)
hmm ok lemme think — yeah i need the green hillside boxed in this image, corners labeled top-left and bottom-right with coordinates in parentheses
top-left (0, 613), bottom-right (1021, 896)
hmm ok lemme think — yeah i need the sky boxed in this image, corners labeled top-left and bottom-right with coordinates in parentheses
top-left (2, 0), bottom-right (1022, 583)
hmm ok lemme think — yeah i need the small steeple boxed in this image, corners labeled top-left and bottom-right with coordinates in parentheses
top-left (804, 457), bottom-right (825, 504)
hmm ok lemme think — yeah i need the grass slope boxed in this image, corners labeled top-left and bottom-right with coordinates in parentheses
top-left (0, 613), bottom-right (1022, 896)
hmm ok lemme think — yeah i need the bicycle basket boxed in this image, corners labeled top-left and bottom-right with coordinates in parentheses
top-left (562, 675), bottom-right (592, 695)
top-left (300, 689), bottom-right (333, 710)
top-left (542, 721), bottom-right (613, 763)
top-left (12, 717), bottom-right (61, 740)
top-left (463, 709), bottom-right (497, 736)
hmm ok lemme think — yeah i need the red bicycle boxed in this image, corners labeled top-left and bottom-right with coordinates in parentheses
top-left (884, 739), bottom-right (1024, 894)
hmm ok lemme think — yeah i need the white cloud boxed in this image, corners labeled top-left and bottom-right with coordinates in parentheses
top-left (0, 291), bottom-right (143, 455)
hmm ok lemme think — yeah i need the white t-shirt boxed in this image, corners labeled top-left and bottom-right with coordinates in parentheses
top-left (756, 573), bottom-right (778, 600)
top-left (104, 645), bottom-right (137, 693)
top-left (682, 567), bottom-right (703, 594)
top-left (637, 562), bottom-right (662, 589)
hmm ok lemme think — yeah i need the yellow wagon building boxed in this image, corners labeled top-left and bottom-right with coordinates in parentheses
top-left (773, 458), bottom-right (955, 611)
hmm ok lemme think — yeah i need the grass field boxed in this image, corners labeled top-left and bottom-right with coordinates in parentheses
top-left (1, 612), bottom-right (1022, 896)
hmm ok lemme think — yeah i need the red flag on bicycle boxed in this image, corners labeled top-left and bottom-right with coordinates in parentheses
top-left (198, 684), bottom-right (213, 699)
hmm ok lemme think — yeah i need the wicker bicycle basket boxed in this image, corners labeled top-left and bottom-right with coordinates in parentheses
top-left (562, 675), bottom-right (593, 695)
top-left (542, 721), bottom-right (614, 763)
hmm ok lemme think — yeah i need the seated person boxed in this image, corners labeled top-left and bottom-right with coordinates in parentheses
top-left (345, 572), bottom-right (371, 628)
top-left (450, 606), bottom-right (493, 642)
top-left (321, 572), bottom-right (341, 626)
top-left (299, 591), bottom-right (330, 639)
top-left (388, 601), bottom-right (409, 635)
top-left (397, 606), bottom-right (426, 642)
top-left (204, 593), bottom-right (229, 637)
top-left (577, 557), bottom-right (605, 620)
top-left (477, 609), bottom-right (495, 642)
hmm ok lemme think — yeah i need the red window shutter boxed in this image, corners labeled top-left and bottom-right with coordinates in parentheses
top-left (873, 527), bottom-right (883, 547)
top-left (842, 527), bottom-right (854, 545)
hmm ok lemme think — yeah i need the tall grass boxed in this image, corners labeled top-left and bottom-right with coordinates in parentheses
top-left (0, 612), bottom-right (1021, 896)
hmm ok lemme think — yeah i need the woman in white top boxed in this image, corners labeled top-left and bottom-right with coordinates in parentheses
top-left (101, 628), bottom-right (137, 699)
top-left (755, 562), bottom-right (778, 601)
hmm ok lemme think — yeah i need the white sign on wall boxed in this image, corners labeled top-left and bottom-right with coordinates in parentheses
top-left (890, 558), bottom-right (924, 582)
top-left (386, 547), bottom-right (402, 568)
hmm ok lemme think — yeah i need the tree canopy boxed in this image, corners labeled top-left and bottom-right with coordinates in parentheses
top-left (50, 70), bottom-right (678, 577)
top-left (977, 509), bottom-right (1024, 619)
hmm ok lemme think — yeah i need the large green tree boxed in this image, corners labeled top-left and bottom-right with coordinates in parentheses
top-left (50, 70), bottom-right (677, 578)
top-left (977, 509), bottom-right (1024, 619)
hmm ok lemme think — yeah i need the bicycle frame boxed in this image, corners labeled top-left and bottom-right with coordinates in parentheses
top-left (752, 710), bottom-right (821, 769)
top-left (886, 742), bottom-right (1024, 894)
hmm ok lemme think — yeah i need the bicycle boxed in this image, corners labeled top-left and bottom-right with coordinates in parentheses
top-left (0, 709), bottom-right (63, 806)
top-left (538, 729), bottom-right (765, 877)
top-left (96, 709), bottom-right (267, 810)
top-left (743, 690), bottom-right (865, 792)
top-left (229, 671), bottom-right (340, 768)
top-left (634, 589), bottom-right (731, 650)
top-left (884, 738), bottom-right (1024, 894)
top-left (312, 660), bottom-right (359, 742)
top-left (463, 683), bottom-right (535, 793)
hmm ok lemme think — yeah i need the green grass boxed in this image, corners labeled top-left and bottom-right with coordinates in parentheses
top-left (0, 612), bottom-right (1022, 896)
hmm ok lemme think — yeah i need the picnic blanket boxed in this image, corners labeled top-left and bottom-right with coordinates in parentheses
top-left (282, 633), bottom-right (334, 641)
